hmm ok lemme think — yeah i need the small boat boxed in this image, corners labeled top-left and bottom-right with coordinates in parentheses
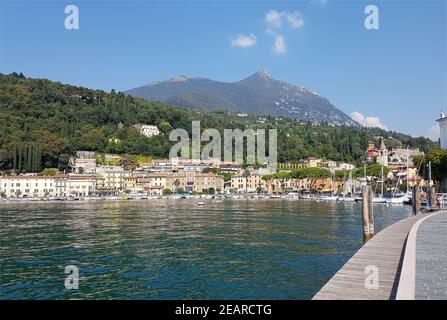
top-left (386, 196), bottom-right (407, 205)
top-left (338, 196), bottom-right (356, 202)
top-left (372, 197), bottom-right (387, 204)
top-left (197, 201), bottom-right (205, 206)
top-left (320, 195), bottom-right (339, 201)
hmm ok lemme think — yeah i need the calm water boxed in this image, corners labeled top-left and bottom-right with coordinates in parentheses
top-left (0, 199), bottom-right (413, 300)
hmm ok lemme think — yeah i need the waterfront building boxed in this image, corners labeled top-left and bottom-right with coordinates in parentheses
top-left (166, 172), bottom-right (224, 193)
top-left (230, 171), bottom-right (266, 193)
top-left (437, 110), bottom-right (447, 149)
top-left (0, 175), bottom-right (65, 198)
top-left (65, 175), bottom-right (97, 197)
top-left (96, 166), bottom-right (132, 192)
top-left (123, 176), bottom-right (143, 193)
top-left (389, 167), bottom-right (422, 188)
top-left (137, 173), bottom-right (169, 195)
top-left (0, 175), bottom-right (96, 198)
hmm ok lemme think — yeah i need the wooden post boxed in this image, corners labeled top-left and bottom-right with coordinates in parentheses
top-left (362, 185), bottom-right (373, 240)
top-left (368, 187), bottom-right (374, 235)
top-left (413, 186), bottom-right (421, 215)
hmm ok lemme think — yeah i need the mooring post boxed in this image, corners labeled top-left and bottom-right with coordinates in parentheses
top-left (413, 186), bottom-right (421, 215)
top-left (362, 185), bottom-right (373, 240)
top-left (368, 187), bottom-right (374, 235)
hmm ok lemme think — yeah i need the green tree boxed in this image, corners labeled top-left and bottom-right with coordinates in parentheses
top-left (414, 150), bottom-right (447, 192)
top-left (57, 154), bottom-right (71, 172)
top-left (291, 167), bottom-right (331, 189)
top-left (38, 168), bottom-right (58, 176)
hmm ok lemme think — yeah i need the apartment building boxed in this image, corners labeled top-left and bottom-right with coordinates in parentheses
top-left (136, 174), bottom-right (168, 195)
top-left (231, 173), bottom-right (266, 193)
top-left (0, 175), bottom-right (96, 198)
top-left (166, 172), bottom-right (224, 193)
top-left (65, 175), bottom-right (97, 196)
top-left (0, 175), bottom-right (64, 198)
top-left (96, 166), bottom-right (132, 191)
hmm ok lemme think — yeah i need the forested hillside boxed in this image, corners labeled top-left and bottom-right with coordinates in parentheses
top-left (0, 73), bottom-right (438, 173)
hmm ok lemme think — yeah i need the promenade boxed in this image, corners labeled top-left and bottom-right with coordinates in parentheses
top-left (313, 211), bottom-right (447, 300)
top-left (415, 212), bottom-right (447, 300)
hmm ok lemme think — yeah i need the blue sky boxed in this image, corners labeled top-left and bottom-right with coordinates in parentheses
top-left (1, 0), bottom-right (446, 139)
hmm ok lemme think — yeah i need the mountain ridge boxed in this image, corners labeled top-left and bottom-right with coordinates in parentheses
top-left (125, 71), bottom-right (360, 127)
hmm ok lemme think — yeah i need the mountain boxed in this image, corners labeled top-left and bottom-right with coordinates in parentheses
top-left (125, 70), bottom-right (359, 126)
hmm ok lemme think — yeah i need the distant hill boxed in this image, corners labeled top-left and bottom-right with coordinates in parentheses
top-left (125, 70), bottom-right (360, 127)
top-left (0, 72), bottom-right (438, 174)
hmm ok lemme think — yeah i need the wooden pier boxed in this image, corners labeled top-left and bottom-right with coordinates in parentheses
top-left (313, 213), bottom-right (429, 300)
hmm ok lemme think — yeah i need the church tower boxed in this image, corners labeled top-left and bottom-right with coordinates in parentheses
top-left (377, 139), bottom-right (388, 167)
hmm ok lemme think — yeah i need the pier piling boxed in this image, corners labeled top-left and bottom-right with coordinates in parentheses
top-left (362, 185), bottom-right (374, 240)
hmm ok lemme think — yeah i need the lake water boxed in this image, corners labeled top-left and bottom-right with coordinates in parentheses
top-left (0, 199), bottom-right (413, 300)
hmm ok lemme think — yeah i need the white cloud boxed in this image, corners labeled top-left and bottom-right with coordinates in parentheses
top-left (273, 34), bottom-right (287, 54)
top-left (286, 11), bottom-right (304, 29)
top-left (426, 124), bottom-right (440, 141)
top-left (231, 33), bottom-right (257, 48)
top-left (310, 0), bottom-right (329, 7)
top-left (265, 10), bottom-right (304, 29)
top-left (351, 111), bottom-right (388, 130)
top-left (265, 10), bottom-right (283, 28)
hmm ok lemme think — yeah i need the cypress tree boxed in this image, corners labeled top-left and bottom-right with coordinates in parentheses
top-left (13, 144), bottom-right (17, 170)
top-left (18, 146), bottom-right (22, 171)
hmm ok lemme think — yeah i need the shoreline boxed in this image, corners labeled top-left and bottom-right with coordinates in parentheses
top-left (0, 194), bottom-right (412, 205)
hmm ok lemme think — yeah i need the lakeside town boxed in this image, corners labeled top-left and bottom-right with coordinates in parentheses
top-left (0, 121), bottom-right (442, 204)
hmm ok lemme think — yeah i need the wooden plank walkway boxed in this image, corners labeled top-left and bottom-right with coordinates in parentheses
top-left (313, 213), bottom-right (429, 300)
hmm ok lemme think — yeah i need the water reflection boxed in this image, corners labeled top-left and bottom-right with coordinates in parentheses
top-left (0, 200), bottom-right (412, 299)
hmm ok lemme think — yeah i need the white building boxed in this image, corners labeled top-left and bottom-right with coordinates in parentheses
top-left (0, 175), bottom-right (97, 198)
top-left (96, 165), bottom-right (132, 191)
top-left (230, 170), bottom-right (266, 193)
top-left (389, 147), bottom-right (423, 166)
top-left (74, 158), bottom-right (97, 174)
top-left (138, 125), bottom-right (160, 137)
top-left (66, 175), bottom-right (97, 197)
top-left (437, 110), bottom-right (447, 149)
top-left (0, 176), bottom-right (62, 198)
